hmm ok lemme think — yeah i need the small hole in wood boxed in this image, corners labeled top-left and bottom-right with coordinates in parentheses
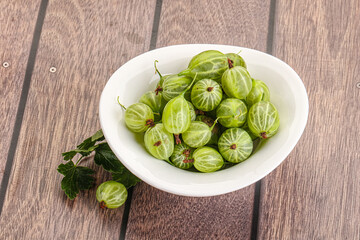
top-left (50, 67), bottom-right (57, 73)
top-left (2, 62), bottom-right (9, 68)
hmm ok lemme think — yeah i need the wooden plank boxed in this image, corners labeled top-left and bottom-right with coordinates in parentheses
top-left (0, 0), bottom-right (156, 239)
top-left (125, 0), bottom-right (271, 239)
top-left (258, 0), bottom-right (360, 239)
top-left (0, 0), bottom-right (41, 184)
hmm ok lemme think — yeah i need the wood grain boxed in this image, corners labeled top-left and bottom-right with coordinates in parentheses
top-left (0, 1), bottom-right (41, 185)
top-left (0, 0), bottom-right (156, 239)
top-left (258, 0), bottom-right (360, 239)
top-left (125, 0), bottom-right (270, 239)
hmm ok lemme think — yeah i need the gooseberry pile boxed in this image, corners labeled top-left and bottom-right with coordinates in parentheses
top-left (121, 50), bottom-right (280, 173)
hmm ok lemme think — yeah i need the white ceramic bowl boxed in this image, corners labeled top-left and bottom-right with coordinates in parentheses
top-left (99, 44), bottom-right (308, 197)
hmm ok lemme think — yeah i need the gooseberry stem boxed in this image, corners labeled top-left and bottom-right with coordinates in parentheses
top-left (183, 158), bottom-right (194, 163)
top-left (260, 132), bottom-right (268, 139)
top-left (99, 201), bottom-right (107, 209)
top-left (164, 158), bottom-right (175, 166)
top-left (145, 119), bottom-right (155, 128)
top-left (236, 49), bottom-right (242, 55)
top-left (227, 58), bottom-right (234, 69)
top-left (174, 134), bottom-right (181, 144)
top-left (154, 60), bottom-right (163, 78)
top-left (207, 87), bottom-right (214, 92)
top-left (210, 117), bottom-right (220, 131)
top-left (117, 96), bottom-right (127, 110)
top-left (155, 86), bottom-right (163, 95)
top-left (180, 73), bottom-right (198, 96)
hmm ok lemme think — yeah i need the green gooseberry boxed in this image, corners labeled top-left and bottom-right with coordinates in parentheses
top-left (162, 74), bottom-right (193, 101)
top-left (193, 146), bottom-right (224, 173)
top-left (179, 50), bottom-right (228, 82)
top-left (216, 98), bottom-right (247, 128)
top-left (187, 101), bottom-right (196, 121)
top-left (191, 79), bottom-right (222, 111)
top-left (96, 181), bottom-right (128, 209)
top-left (124, 103), bottom-right (154, 132)
top-left (188, 50), bottom-right (224, 68)
top-left (139, 91), bottom-right (166, 114)
top-left (221, 66), bottom-right (252, 99)
top-left (144, 123), bottom-right (174, 160)
top-left (225, 53), bottom-right (247, 69)
top-left (196, 115), bottom-right (220, 145)
top-left (246, 79), bottom-right (270, 107)
top-left (218, 128), bottom-right (253, 163)
top-left (248, 101), bottom-right (280, 139)
top-left (182, 119), bottom-right (218, 148)
top-left (162, 75), bottom-right (197, 144)
top-left (170, 143), bottom-right (194, 169)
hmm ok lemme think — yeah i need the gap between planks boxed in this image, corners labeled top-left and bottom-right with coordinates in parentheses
top-left (0, 0), bottom-right (49, 216)
top-left (119, 0), bottom-right (163, 239)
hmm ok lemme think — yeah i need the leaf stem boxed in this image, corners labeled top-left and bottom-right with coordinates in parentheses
top-left (75, 156), bottom-right (85, 166)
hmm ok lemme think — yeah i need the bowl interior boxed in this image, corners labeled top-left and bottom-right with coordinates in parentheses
top-left (99, 44), bottom-right (308, 197)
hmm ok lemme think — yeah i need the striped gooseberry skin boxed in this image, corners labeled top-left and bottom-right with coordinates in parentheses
top-left (188, 50), bottom-right (224, 68)
top-left (216, 98), bottom-right (247, 128)
top-left (96, 181), bottom-right (128, 209)
top-left (248, 101), bottom-right (280, 139)
top-left (218, 128), bottom-right (253, 163)
top-left (179, 50), bottom-right (229, 82)
top-left (187, 101), bottom-right (196, 121)
top-left (221, 66), bottom-right (252, 99)
top-left (125, 103), bottom-right (154, 133)
top-left (156, 74), bottom-right (171, 89)
top-left (162, 94), bottom-right (191, 134)
top-left (144, 123), bottom-right (174, 160)
top-left (140, 91), bottom-right (166, 113)
top-left (162, 74), bottom-right (192, 101)
top-left (246, 79), bottom-right (270, 107)
top-left (225, 53), bottom-right (247, 69)
top-left (170, 143), bottom-right (194, 169)
top-left (191, 79), bottom-right (223, 111)
top-left (182, 121), bottom-right (211, 148)
top-left (193, 146), bottom-right (224, 173)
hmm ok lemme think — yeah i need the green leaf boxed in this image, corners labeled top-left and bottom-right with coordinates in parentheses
top-left (91, 129), bottom-right (104, 142)
top-left (57, 161), bottom-right (95, 199)
top-left (62, 151), bottom-right (78, 161)
top-left (61, 145), bottom-right (99, 161)
top-left (78, 129), bottom-right (104, 149)
top-left (94, 142), bottom-right (141, 188)
top-left (111, 169), bottom-right (141, 189)
top-left (94, 143), bottom-right (124, 172)
top-left (62, 130), bottom-right (104, 161)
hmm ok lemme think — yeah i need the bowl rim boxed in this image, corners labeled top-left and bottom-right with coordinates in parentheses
top-left (99, 44), bottom-right (309, 197)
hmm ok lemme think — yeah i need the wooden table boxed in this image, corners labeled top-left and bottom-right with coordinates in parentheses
top-left (1, 0), bottom-right (359, 239)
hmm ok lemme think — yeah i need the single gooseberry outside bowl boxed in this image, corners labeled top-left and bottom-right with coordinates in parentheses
top-left (99, 44), bottom-right (309, 197)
